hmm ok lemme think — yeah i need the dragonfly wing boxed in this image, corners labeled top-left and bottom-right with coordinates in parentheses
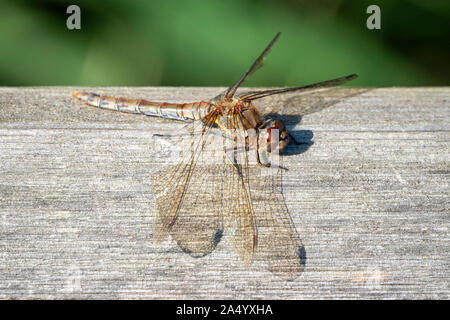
top-left (152, 116), bottom-right (304, 277)
top-left (251, 165), bottom-right (305, 279)
top-left (239, 74), bottom-right (360, 116)
top-left (240, 74), bottom-right (357, 101)
top-left (262, 87), bottom-right (369, 118)
top-left (223, 32), bottom-right (281, 99)
top-left (227, 128), bottom-right (305, 278)
top-left (221, 161), bottom-right (257, 267)
top-left (219, 124), bottom-right (304, 277)
top-left (151, 120), bottom-right (226, 257)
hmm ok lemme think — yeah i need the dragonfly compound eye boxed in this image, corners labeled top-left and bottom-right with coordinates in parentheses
top-left (265, 120), bottom-right (289, 153)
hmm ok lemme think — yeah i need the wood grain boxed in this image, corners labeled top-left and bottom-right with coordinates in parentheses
top-left (0, 87), bottom-right (448, 299)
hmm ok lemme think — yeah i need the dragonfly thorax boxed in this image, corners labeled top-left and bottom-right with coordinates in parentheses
top-left (216, 98), bottom-right (262, 130)
top-left (215, 98), bottom-right (289, 153)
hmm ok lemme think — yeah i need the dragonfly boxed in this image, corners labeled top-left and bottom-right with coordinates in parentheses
top-left (72, 32), bottom-right (357, 278)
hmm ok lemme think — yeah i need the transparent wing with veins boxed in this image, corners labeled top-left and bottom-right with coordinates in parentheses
top-left (151, 112), bottom-right (305, 277)
top-left (151, 114), bottom-right (258, 262)
top-left (250, 163), bottom-right (305, 278)
top-left (151, 117), bottom-right (224, 257)
top-left (232, 128), bottom-right (305, 277)
top-left (239, 74), bottom-right (359, 117)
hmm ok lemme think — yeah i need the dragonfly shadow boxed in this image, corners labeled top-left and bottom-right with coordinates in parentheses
top-left (285, 128), bottom-right (314, 156)
top-left (180, 228), bottom-right (224, 258)
top-left (264, 88), bottom-right (372, 157)
top-left (298, 246), bottom-right (307, 269)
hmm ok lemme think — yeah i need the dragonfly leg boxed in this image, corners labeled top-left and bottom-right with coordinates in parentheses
top-left (215, 119), bottom-right (234, 135)
top-left (257, 119), bottom-right (271, 130)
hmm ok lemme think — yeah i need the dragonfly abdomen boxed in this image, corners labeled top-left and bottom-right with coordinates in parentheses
top-left (72, 91), bottom-right (212, 121)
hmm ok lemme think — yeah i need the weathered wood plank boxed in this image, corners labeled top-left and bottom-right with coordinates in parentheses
top-left (0, 87), bottom-right (448, 299)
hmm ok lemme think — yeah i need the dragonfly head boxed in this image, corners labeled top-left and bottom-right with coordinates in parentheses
top-left (262, 120), bottom-right (289, 153)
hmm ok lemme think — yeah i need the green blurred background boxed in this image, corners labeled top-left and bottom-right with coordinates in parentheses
top-left (0, 0), bottom-right (448, 87)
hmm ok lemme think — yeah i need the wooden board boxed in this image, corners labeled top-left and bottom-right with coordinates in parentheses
top-left (0, 87), bottom-right (448, 299)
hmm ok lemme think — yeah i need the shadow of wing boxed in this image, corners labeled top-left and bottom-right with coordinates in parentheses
top-left (255, 87), bottom-right (371, 122)
top-left (250, 165), bottom-right (306, 280)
